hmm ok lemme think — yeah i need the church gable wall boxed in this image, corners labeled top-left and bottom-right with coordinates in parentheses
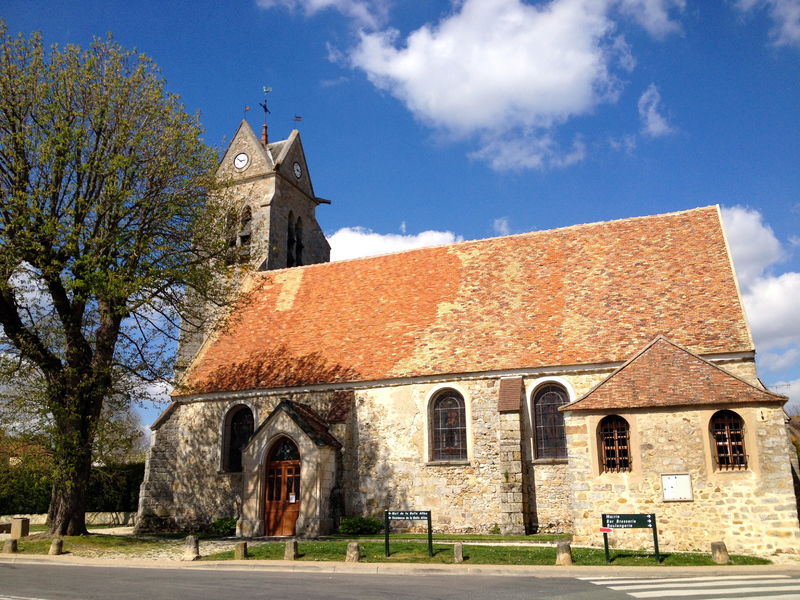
top-left (565, 404), bottom-right (800, 555)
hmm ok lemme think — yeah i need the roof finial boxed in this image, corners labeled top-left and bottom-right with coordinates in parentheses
top-left (259, 86), bottom-right (271, 147)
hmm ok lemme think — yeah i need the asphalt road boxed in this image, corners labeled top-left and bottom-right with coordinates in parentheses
top-left (0, 563), bottom-right (615, 600)
top-left (3, 563), bottom-right (800, 599)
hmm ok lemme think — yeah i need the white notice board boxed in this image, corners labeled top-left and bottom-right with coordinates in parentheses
top-left (661, 473), bottom-right (693, 501)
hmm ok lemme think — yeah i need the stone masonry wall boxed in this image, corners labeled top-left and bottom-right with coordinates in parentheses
top-left (564, 404), bottom-right (800, 555)
top-left (136, 391), bottom-right (342, 532)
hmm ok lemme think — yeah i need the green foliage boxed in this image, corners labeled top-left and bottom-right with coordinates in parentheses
top-left (0, 20), bottom-right (233, 534)
top-left (208, 517), bottom-right (237, 537)
top-left (338, 516), bottom-right (384, 535)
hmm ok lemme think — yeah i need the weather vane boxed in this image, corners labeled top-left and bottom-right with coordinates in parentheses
top-left (259, 86), bottom-right (272, 145)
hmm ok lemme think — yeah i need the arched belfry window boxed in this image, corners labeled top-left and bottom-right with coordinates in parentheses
top-left (223, 405), bottom-right (254, 472)
top-left (598, 415), bottom-right (630, 473)
top-left (224, 210), bottom-right (237, 265)
top-left (238, 206), bottom-right (252, 260)
top-left (533, 384), bottom-right (568, 459)
top-left (431, 390), bottom-right (467, 461)
top-left (294, 217), bottom-right (304, 266)
top-left (287, 211), bottom-right (296, 267)
top-left (710, 410), bottom-right (747, 470)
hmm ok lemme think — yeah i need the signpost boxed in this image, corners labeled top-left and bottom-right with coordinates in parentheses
top-left (384, 510), bottom-right (433, 557)
top-left (600, 513), bottom-right (660, 563)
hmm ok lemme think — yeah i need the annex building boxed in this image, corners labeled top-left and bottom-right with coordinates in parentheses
top-left (136, 122), bottom-right (800, 555)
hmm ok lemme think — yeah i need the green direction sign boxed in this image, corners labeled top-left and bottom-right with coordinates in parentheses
top-left (600, 513), bottom-right (660, 564)
top-left (384, 510), bottom-right (433, 558)
top-left (602, 513), bottom-right (654, 529)
top-left (386, 511), bottom-right (429, 520)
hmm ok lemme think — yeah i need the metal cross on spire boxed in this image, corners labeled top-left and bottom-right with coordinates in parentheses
top-left (259, 86), bottom-right (271, 146)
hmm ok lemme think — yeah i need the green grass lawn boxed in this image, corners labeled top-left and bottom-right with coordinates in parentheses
top-left (200, 541), bottom-right (771, 566)
top-left (12, 534), bottom-right (177, 556)
top-left (326, 533), bottom-right (568, 543)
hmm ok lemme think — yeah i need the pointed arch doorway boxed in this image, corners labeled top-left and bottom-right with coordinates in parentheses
top-left (264, 437), bottom-right (301, 536)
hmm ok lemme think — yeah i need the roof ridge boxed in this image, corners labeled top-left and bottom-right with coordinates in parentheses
top-left (263, 205), bottom-right (720, 274)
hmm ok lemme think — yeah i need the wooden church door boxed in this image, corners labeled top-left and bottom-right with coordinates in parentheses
top-left (264, 438), bottom-right (301, 536)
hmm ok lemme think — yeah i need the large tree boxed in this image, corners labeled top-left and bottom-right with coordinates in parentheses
top-left (0, 24), bottom-right (231, 535)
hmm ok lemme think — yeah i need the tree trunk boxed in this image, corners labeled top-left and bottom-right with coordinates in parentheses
top-left (47, 412), bottom-right (95, 536)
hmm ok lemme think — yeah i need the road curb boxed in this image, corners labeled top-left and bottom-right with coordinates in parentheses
top-left (2, 554), bottom-right (800, 578)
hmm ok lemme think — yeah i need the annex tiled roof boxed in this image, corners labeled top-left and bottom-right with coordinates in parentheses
top-left (561, 336), bottom-right (785, 412)
top-left (182, 206), bottom-right (754, 396)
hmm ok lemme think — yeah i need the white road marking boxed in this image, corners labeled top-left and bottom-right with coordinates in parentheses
top-left (629, 583), bottom-right (800, 598)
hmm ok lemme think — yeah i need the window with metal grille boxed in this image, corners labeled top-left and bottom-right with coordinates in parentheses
top-left (223, 405), bottom-right (254, 472)
top-left (533, 384), bottom-right (568, 459)
top-left (710, 410), bottom-right (747, 471)
top-left (598, 415), bottom-right (631, 473)
top-left (431, 391), bottom-right (467, 461)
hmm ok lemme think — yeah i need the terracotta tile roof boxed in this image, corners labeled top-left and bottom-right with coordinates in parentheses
top-left (562, 336), bottom-right (785, 412)
top-left (182, 206), bottom-right (754, 396)
top-left (252, 400), bottom-right (342, 448)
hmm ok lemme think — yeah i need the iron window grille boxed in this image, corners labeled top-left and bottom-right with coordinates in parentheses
top-left (711, 410), bottom-right (748, 471)
top-left (432, 391), bottom-right (467, 461)
top-left (599, 415), bottom-right (631, 473)
top-left (534, 384), bottom-right (568, 459)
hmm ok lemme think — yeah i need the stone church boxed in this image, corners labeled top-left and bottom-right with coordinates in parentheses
top-left (136, 121), bottom-right (800, 555)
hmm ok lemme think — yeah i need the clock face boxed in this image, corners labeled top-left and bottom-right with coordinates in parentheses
top-left (293, 161), bottom-right (302, 179)
top-left (233, 152), bottom-right (249, 170)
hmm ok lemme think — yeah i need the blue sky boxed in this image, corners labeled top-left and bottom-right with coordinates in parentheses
top-left (4, 0), bottom-right (799, 424)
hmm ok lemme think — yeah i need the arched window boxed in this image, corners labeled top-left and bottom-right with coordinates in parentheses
top-left (710, 410), bottom-right (747, 470)
top-left (431, 390), bottom-right (467, 461)
top-left (223, 405), bottom-right (254, 472)
top-left (294, 217), bottom-right (304, 266)
top-left (598, 415), bottom-right (630, 473)
top-left (238, 206), bottom-right (252, 261)
top-left (287, 211), bottom-right (296, 267)
top-left (224, 210), bottom-right (237, 265)
top-left (533, 384), bottom-right (568, 459)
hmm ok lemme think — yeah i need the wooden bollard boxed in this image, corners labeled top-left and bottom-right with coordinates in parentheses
top-left (49, 539), bottom-right (63, 555)
top-left (453, 542), bottom-right (464, 563)
top-left (234, 541), bottom-right (248, 560)
top-left (284, 539), bottom-right (298, 560)
top-left (346, 542), bottom-right (362, 562)
top-left (555, 540), bottom-right (573, 566)
top-left (183, 535), bottom-right (200, 561)
top-left (3, 539), bottom-right (17, 554)
top-left (711, 541), bottom-right (731, 565)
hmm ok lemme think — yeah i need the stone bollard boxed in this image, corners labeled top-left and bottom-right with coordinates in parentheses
top-left (183, 535), bottom-right (200, 561)
top-left (711, 541), bottom-right (731, 565)
top-left (555, 540), bottom-right (573, 566)
top-left (234, 541), bottom-right (248, 560)
top-left (345, 542), bottom-right (362, 563)
top-left (49, 539), bottom-right (63, 556)
top-left (3, 539), bottom-right (18, 554)
top-left (10, 518), bottom-right (30, 539)
top-left (453, 542), bottom-right (464, 564)
top-left (284, 539), bottom-right (299, 560)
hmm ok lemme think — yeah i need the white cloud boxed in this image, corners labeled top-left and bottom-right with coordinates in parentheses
top-left (328, 226), bottom-right (463, 261)
top-left (637, 83), bottom-right (673, 137)
top-left (493, 217), bottom-right (511, 236)
top-left (742, 272), bottom-right (800, 351)
top-left (256, 0), bottom-right (388, 29)
top-left (761, 347), bottom-right (800, 371)
top-left (721, 205), bottom-right (784, 292)
top-left (351, 0), bottom-right (619, 136)
top-left (615, 0), bottom-right (686, 38)
top-left (469, 132), bottom-right (587, 171)
top-left (721, 206), bottom-right (799, 370)
top-left (735, 0), bottom-right (800, 47)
